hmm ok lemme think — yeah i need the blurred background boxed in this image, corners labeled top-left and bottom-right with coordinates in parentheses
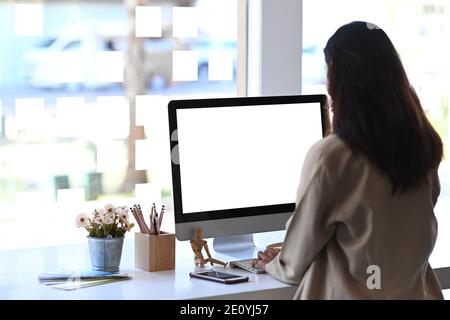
top-left (0, 0), bottom-right (238, 249)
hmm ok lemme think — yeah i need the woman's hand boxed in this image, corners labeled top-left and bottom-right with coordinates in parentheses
top-left (252, 248), bottom-right (279, 270)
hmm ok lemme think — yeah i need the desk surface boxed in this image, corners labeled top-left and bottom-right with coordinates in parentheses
top-left (0, 238), bottom-right (296, 300)
top-left (3, 238), bottom-right (448, 300)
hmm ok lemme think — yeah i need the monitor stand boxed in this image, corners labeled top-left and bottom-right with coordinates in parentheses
top-left (212, 234), bottom-right (260, 260)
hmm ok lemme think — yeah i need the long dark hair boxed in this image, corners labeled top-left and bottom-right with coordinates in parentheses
top-left (324, 21), bottom-right (443, 193)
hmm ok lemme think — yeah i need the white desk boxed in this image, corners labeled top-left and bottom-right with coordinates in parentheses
top-left (3, 238), bottom-right (449, 300)
top-left (0, 239), bottom-right (296, 300)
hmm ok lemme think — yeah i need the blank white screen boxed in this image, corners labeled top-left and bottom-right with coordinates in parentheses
top-left (177, 103), bottom-right (323, 213)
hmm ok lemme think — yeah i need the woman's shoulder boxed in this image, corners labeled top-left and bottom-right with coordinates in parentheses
top-left (305, 134), bottom-right (355, 178)
top-left (308, 134), bottom-right (351, 161)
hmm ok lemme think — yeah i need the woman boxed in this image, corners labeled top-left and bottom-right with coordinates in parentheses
top-left (254, 21), bottom-right (444, 299)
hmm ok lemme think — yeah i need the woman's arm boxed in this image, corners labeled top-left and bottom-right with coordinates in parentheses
top-left (263, 146), bottom-right (337, 285)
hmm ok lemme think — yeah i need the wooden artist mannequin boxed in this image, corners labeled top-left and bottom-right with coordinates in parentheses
top-left (190, 228), bottom-right (226, 267)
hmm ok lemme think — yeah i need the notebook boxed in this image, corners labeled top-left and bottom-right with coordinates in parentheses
top-left (38, 270), bottom-right (131, 290)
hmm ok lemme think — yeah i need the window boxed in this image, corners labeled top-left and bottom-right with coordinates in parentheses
top-left (0, 0), bottom-right (238, 250)
top-left (62, 40), bottom-right (82, 51)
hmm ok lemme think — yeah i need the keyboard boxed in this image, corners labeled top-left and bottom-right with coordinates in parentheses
top-left (229, 259), bottom-right (266, 274)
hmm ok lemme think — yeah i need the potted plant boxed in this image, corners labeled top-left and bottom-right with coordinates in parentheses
top-left (76, 204), bottom-right (134, 272)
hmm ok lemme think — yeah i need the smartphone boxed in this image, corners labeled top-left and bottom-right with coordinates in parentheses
top-left (189, 271), bottom-right (249, 284)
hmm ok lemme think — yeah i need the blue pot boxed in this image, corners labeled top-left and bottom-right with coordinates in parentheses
top-left (88, 236), bottom-right (124, 272)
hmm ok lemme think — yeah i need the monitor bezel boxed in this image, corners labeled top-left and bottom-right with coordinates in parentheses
top-left (168, 94), bottom-right (328, 224)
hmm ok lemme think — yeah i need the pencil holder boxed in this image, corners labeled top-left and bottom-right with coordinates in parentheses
top-left (135, 232), bottom-right (176, 272)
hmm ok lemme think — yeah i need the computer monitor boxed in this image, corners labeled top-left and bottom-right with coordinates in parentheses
top-left (168, 95), bottom-right (327, 258)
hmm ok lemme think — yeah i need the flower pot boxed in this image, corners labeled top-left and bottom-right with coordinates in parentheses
top-left (88, 236), bottom-right (124, 272)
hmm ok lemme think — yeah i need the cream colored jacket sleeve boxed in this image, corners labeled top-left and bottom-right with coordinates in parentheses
top-left (264, 135), bottom-right (443, 300)
top-left (265, 141), bottom-right (336, 285)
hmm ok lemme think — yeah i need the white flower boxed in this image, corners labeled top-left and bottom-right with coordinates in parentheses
top-left (118, 209), bottom-right (130, 223)
top-left (114, 206), bottom-right (128, 222)
top-left (76, 213), bottom-right (89, 228)
top-left (115, 206), bottom-right (124, 214)
top-left (124, 222), bottom-right (132, 232)
top-left (92, 215), bottom-right (102, 224)
top-left (104, 204), bottom-right (115, 213)
top-left (107, 212), bottom-right (116, 224)
top-left (91, 210), bottom-right (102, 224)
top-left (101, 212), bottom-right (115, 225)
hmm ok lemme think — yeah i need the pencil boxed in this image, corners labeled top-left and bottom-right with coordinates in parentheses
top-left (134, 204), bottom-right (150, 234)
top-left (158, 205), bottom-right (165, 229)
top-left (152, 203), bottom-right (160, 235)
top-left (136, 204), bottom-right (145, 232)
top-left (154, 212), bottom-right (160, 235)
top-left (149, 205), bottom-right (155, 235)
top-left (131, 207), bottom-right (144, 233)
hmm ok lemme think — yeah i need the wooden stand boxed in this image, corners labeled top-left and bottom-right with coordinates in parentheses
top-left (135, 232), bottom-right (175, 272)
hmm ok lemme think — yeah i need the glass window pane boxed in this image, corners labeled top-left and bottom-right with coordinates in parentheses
top-left (135, 6), bottom-right (162, 38)
top-left (0, 0), bottom-right (237, 250)
top-left (15, 4), bottom-right (44, 37)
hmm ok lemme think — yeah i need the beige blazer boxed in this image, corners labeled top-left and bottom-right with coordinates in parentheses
top-left (265, 134), bottom-right (443, 299)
